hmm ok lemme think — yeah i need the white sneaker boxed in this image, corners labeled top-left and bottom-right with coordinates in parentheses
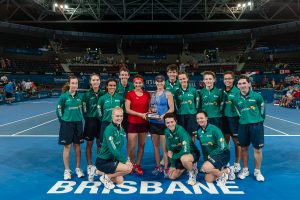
top-left (237, 168), bottom-right (249, 180)
top-left (227, 166), bottom-right (236, 180)
top-left (187, 171), bottom-right (197, 185)
top-left (216, 173), bottom-right (227, 187)
top-left (88, 166), bottom-right (96, 182)
top-left (254, 169), bottom-right (265, 182)
top-left (75, 168), bottom-right (85, 178)
top-left (233, 163), bottom-right (241, 173)
top-left (100, 174), bottom-right (115, 190)
top-left (64, 169), bottom-right (71, 180)
top-left (87, 165), bottom-right (93, 175)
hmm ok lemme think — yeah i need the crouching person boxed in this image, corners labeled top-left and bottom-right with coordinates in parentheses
top-left (89, 107), bottom-right (133, 189)
top-left (163, 113), bottom-right (200, 186)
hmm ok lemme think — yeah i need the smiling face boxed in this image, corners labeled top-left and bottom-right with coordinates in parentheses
top-left (112, 108), bottom-right (123, 125)
top-left (155, 80), bottom-right (165, 89)
top-left (90, 75), bottom-right (100, 90)
top-left (224, 74), bottom-right (234, 88)
top-left (196, 112), bottom-right (208, 128)
top-left (237, 78), bottom-right (251, 94)
top-left (165, 117), bottom-right (176, 132)
top-left (167, 70), bottom-right (178, 82)
top-left (204, 74), bottom-right (215, 88)
top-left (178, 74), bottom-right (188, 88)
top-left (119, 70), bottom-right (130, 82)
top-left (69, 78), bottom-right (78, 93)
top-left (107, 80), bottom-right (117, 95)
top-left (134, 80), bottom-right (143, 89)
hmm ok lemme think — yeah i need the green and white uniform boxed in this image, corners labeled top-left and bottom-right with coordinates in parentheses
top-left (165, 124), bottom-right (199, 168)
top-left (199, 87), bottom-right (223, 118)
top-left (82, 89), bottom-right (104, 118)
top-left (97, 92), bottom-right (124, 122)
top-left (166, 79), bottom-right (180, 96)
top-left (174, 86), bottom-right (199, 115)
top-left (222, 86), bottom-right (239, 118)
top-left (116, 81), bottom-right (134, 98)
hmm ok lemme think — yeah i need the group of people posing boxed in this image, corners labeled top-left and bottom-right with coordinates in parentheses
top-left (56, 65), bottom-right (265, 189)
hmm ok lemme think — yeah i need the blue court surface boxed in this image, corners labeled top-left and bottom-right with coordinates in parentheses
top-left (0, 98), bottom-right (300, 200)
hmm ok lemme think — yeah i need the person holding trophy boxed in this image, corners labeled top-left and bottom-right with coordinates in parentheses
top-left (148, 75), bottom-right (174, 177)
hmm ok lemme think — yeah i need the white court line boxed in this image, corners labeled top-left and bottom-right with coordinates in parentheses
top-left (265, 135), bottom-right (300, 136)
top-left (0, 110), bottom-right (55, 127)
top-left (11, 118), bottom-right (58, 136)
top-left (264, 125), bottom-right (289, 135)
top-left (267, 115), bottom-right (300, 126)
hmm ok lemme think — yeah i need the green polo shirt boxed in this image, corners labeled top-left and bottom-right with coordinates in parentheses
top-left (233, 90), bottom-right (265, 124)
top-left (116, 81), bottom-right (134, 98)
top-left (174, 85), bottom-right (200, 115)
top-left (56, 91), bottom-right (83, 122)
top-left (82, 89), bottom-right (104, 118)
top-left (196, 124), bottom-right (228, 161)
top-left (97, 92), bottom-right (124, 122)
top-left (98, 123), bottom-right (127, 163)
top-left (222, 86), bottom-right (239, 117)
top-left (165, 79), bottom-right (180, 95)
top-left (199, 87), bottom-right (223, 118)
top-left (164, 124), bottom-right (199, 168)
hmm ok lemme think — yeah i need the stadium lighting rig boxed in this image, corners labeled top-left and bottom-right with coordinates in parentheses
top-left (53, 2), bottom-right (69, 12)
top-left (236, 1), bottom-right (254, 11)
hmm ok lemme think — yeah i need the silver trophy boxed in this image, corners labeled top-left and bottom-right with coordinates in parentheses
top-left (147, 103), bottom-right (160, 120)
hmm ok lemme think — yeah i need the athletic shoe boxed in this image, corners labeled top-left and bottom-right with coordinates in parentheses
top-left (233, 163), bottom-right (241, 173)
top-left (75, 168), bottom-right (84, 178)
top-left (88, 166), bottom-right (96, 182)
top-left (164, 168), bottom-right (169, 178)
top-left (64, 169), bottom-right (71, 180)
top-left (100, 174), bottom-right (115, 190)
top-left (187, 171), bottom-right (197, 186)
top-left (216, 173), bottom-right (227, 187)
top-left (227, 166), bottom-right (236, 180)
top-left (134, 165), bottom-right (144, 176)
top-left (87, 165), bottom-right (93, 175)
top-left (237, 168), bottom-right (249, 180)
top-left (152, 166), bottom-right (163, 176)
top-left (254, 169), bottom-right (265, 182)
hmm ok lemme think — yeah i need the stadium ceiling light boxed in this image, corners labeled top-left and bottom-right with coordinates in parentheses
top-left (248, 2), bottom-right (252, 6)
top-left (237, 3), bottom-right (241, 8)
top-left (54, 3), bottom-right (58, 7)
top-left (242, 3), bottom-right (246, 8)
top-left (64, 5), bottom-right (69, 9)
top-left (60, 4), bottom-right (64, 9)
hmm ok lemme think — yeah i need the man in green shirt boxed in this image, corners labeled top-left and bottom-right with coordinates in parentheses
top-left (222, 71), bottom-right (241, 173)
top-left (233, 75), bottom-right (265, 182)
top-left (165, 64), bottom-right (180, 96)
top-left (163, 113), bottom-right (200, 186)
top-left (116, 67), bottom-right (133, 132)
top-left (88, 107), bottom-right (133, 189)
top-left (199, 71), bottom-right (223, 129)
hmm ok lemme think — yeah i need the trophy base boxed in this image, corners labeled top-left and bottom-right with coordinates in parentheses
top-left (146, 113), bottom-right (160, 120)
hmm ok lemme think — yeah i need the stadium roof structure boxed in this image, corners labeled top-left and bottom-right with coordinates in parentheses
top-left (0, 0), bottom-right (300, 35)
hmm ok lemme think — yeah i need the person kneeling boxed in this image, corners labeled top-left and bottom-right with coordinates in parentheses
top-left (89, 107), bottom-right (133, 189)
top-left (163, 113), bottom-right (200, 186)
top-left (196, 111), bottom-right (235, 187)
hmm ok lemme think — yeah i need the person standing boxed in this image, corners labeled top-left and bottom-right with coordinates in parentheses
top-left (125, 74), bottom-right (151, 176)
top-left (149, 74), bottom-right (174, 177)
top-left (233, 75), bottom-right (265, 182)
top-left (199, 71), bottom-right (223, 129)
top-left (56, 75), bottom-right (85, 180)
top-left (222, 71), bottom-right (241, 173)
top-left (82, 73), bottom-right (104, 175)
top-left (165, 64), bottom-right (180, 96)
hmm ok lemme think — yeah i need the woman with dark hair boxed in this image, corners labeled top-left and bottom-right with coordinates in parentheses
top-left (56, 75), bottom-right (85, 180)
top-left (195, 111), bottom-right (235, 187)
top-left (97, 79), bottom-right (124, 151)
top-left (125, 74), bottom-right (151, 176)
top-left (82, 73), bottom-right (104, 175)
